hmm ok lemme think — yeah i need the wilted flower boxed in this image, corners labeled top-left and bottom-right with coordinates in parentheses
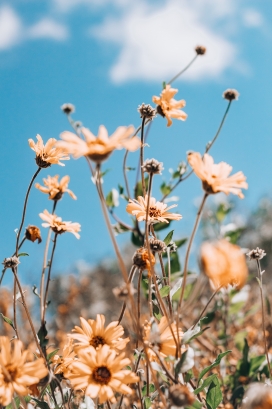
top-left (2, 256), bottom-right (20, 269)
top-left (53, 338), bottom-right (76, 375)
top-left (39, 210), bottom-right (81, 239)
top-left (142, 158), bottom-right (164, 175)
top-left (195, 45), bottom-right (206, 55)
top-left (64, 344), bottom-right (138, 404)
top-left (138, 103), bottom-right (157, 119)
top-left (0, 337), bottom-right (48, 406)
top-left (25, 225), bottom-right (42, 243)
top-left (241, 383), bottom-right (272, 409)
top-left (58, 125), bottom-right (140, 163)
top-left (152, 85), bottom-right (187, 127)
top-left (28, 134), bottom-right (70, 168)
top-left (223, 89), bottom-right (239, 101)
top-left (69, 315), bottom-right (129, 352)
top-left (132, 247), bottom-right (156, 273)
top-left (247, 247), bottom-right (266, 261)
top-left (61, 103), bottom-right (75, 115)
top-left (35, 175), bottom-right (77, 201)
top-left (200, 239), bottom-right (248, 289)
top-left (169, 384), bottom-right (194, 407)
top-left (126, 195), bottom-right (182, 223)
top-left (149, 238), bottom-right (166, 253)
top-left (188, 152), bottom-right (248, 198)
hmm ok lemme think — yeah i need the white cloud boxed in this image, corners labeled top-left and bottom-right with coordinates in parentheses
top-left (242, 8), bottom-right (264, 28)
top-left (28, 18), bottom-right (68, 41)
top-left (52, 0), bottom-right (109, 12)
top-left (91, 0), bottom-right (238, 83)
top-left (0, 5), bottom-right (22, 50)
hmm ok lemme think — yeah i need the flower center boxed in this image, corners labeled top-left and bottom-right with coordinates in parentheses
top-left (3, 365), bottom-right (18, 383)
top-left (90, 336), bottom-right (105, 348)
top-left (93, 366), bottom-right (111, 384)
top-left (149, 206), bottom-right (162, 218)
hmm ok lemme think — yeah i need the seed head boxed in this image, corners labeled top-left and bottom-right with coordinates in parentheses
top-left (25, 225), bottom-right (42, 244)
top-left (195, 45), bottom-right (206, 55)
top-left (138, 103), bottom-right (157, 120)
top-left (247, 247), bottom-right (266, 261)
top-left (61, 103), bottom-right (75, 115)
top-left (149, 238), bottom-right (166, 253)
top-left (2, 256), bottom-right (20, 269)
top-left (142, 158), bottom-right (164, 175)
top-left (132, 247), bottom-right (155, 272)
top-left (169, 384), bottom-right (194, 407)
top-left (223, 89), bottom-right (239, 101)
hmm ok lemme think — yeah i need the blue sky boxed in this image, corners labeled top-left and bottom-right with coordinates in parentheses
top-left (1, 0), bottom-right (272, 284)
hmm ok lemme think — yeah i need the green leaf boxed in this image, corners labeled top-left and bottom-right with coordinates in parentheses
top-left (47, 348), bottom-right (59, 362)
top-left (37, 323), bottom-right (49, 349)
top-left (200, 312), bottom-right (216, 326)
top-left (0, 313), bottom-right (15, 331)
top-left (153, 221), bottom-right (171, 231)
top-left (144, 396), bottom-right (152, 409)
top-left (163, 230), bottom-right (174, 246)
top-left (266, 296), bottom-right (271, 316)
top-left (162, 81), bottom-right (166, 89)
top-left (249, 355), bottom-right (266, 376)
top-left (100, 168), bottom-right (111, 177)
top-left (165, 251), bottom-right (180, 275)
top-left (18, 252), bottom-right (29, 257)
top-left (159, 285), bottom-right (171, 298)
top-left (118, 184), bottom-right (124, 195)
top-left (152, 302), bottom-right (162, 321)
top-left (175, 350), bottom-right (188, 376)
top-left (194, 374), bottom-right (218, 394)
top-left (131, 230), bottom-right (144, 247)
top-left (238, 339), bottom-right (250, 376)
top-left (185, 400), bottom-right (203, 409)
top-left (175, 238), bottom-right (187, 248)
top-left (160, 182), bottom-right (172, 196)
top-left (135, 177), bottom-right (149, 198)
top-left (32, 398), bottom-right (51, 409)
top-left (225, 228), bottom-right (243, 244)
top-left (215, 203), bottom-right (232, 223)
top-left (198, 350), bottom-right (231, 382)
top-left (142, 383), bottom-right (155, 396)
top-left (6, 397), bottom-right (20, 409)
top-left (206, 378), bottom-right (222, 409)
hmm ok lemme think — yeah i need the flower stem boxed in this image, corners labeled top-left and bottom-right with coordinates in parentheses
top-left (117, 265), bottom-right (137, 324)
top-left (136, 269), bottom-right (143, 349)
top-left (42, 233), bottom-right (58, 325)
top-left (13, 277), bottom-right (19, 339)
top-left (167, 54), bottom-right (198, 85)
top-left (140, 117), bottom-right (147, 197)
top-left (192, 285), bottom-right (223, 329)
top-left (159, 253), bottom-right (173, 319)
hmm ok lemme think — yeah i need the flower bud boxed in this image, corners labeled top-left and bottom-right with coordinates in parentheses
top-left (25, 225), bottom-right (42, 244)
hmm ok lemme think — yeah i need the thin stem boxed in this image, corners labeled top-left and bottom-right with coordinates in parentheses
top-left (13, 278), bottom-right (19, 339)
top-left (140, 117), bottom-right (147, 197)
top-left (12, 237), bottom-right (27, 257)
top-left (136, 269), bottom-right (143, 349)
top-left (257, 259), bottom-right (272, 378)
top-left (137, 382), bottom-right (144, 409)
top-left (159, 253), bottom-right (173, 319)
top-left (109, 208), bottom-right (133, 231)
top-left (146, 363), bottom-right (150, 396)
top-left (117, 266), bottom-right (137, 324)
top-left (106, 400), bottom-right (112, 409)
top-left (15, 167), bottom-right (41, 256)
top-left (42, 233), bottom-right (58, 325)
top-left (148, 276), bottom-right (153, 318)
top-left (167, 54), bottom-right (198, 85)
top-left (123, 150), bottom-right (131, 199)
top-left (192, 285), bottom-right (223, 329)
top-left (151, 348), bottom-right (177, 383)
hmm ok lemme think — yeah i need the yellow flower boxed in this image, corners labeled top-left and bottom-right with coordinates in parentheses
top-left (144, 317), bottom-right (183, 361)
top-left (69, 315), bottom-right (129, 352)
top-left (0, 337), bottom-right (48, 406)
top-left (188, 152), bottom-right (248, 198)
top-left (200, 239), bottom-right (248, 289)
top-left (35, 175), bottom-right (77, 201)
top-left (126, 195), bottom-right (182, 224)
top-left (53, 338), bottom-right (76, 375)
top-left (58, 125), bottom-right (140, 163)
top-left (28, 134), bottom-right (69, 168)
top-left (152, 85), bottom-right (187, 127)
top-left (39, 209), bottom-right (81, 239)
top-left (65, 344), bottom-right (139, 404)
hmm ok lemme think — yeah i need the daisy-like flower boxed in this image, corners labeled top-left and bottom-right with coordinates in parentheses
top-left (0, 337), bottom-right (48, 406)
top-left (69, 315), bottom-right (129, 352)
top-left (152, 85), bottom-right (187, 127)
top-left (39, 210), bottom-right (81, 239)
top-left (58, 125), bottom-right (140, 164)
top-left (65, 344), bottom-right (139, 404)
top-left (200, 240), bottom-right (248, 290)
top-left (188, 152), bottom-right (248, 198)
top-left (126, 195), bottom-right (182, 224)
top-left (53, 338), bottom-right (76, 375)
top-left (144, 317), bottom-right (183, 361)
top-left (28, 134), bottom-right (69, 168)
top-left (35, 175), bottom-right (77, 201)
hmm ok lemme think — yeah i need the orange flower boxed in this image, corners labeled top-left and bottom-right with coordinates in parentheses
top-left (58, 125), bottom-right (140, 163)
top-left (28, 134), bottom-right (69, 168)
top-left (188, 152), bottom-right (248, 198)
top-left (65, 344), bottom-right (139, 404)
top-left (39, 210), bottom-right (81, 238)
top-left (0, 337), bottom-right (48, 406)
top-left (200, 239), bottom-right (248, 289)
top-left (126, 195), bottom-right (182, 224)
top-left (35, 175), bottom-right (77, 201)
top-left (69, 315), bottom-right (129, 352)
top-left (152, 85), bottom-right (187, 127)
top-left (53, 338), bottom-right (76, 375)
top-left (132, 247), bottom-right (156, 274)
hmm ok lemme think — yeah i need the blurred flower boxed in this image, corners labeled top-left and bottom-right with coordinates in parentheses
top-left (223, 89), bottom-right (239, 101)
top-left (112, 283), bottom-right (136, 300)
top-left (132, 247), bottom-right (156, 274)
top-left (152, 85), bottom-right (187, 127)
top-left (247, 247), bottom-right (266, 261)
top-left (53, 338), bottom-right (76, 375)
top-left (58, 125), bottom-right (140, 163)
top-left (169, 384), bottom-right (194, 407)
top-left (188, 152), bottom-right (248, 198)
top-left (200, 239), bottom-right (248, 289)
top-left (28, 134), bottom-right (70, 168)
top-left (65, 344), bottom-right (138, 404)
top-left (35, 175), bottom-right (77, 201)
top-left (195, 45), bottom-right (206, 55)
top-left (39, 210), bottom-right (81, 239)
top-left (25, 225), bottom-right (42, 243)
top-left (126, 195), bottom-right (182, 223)
top-left (61, 103), bottom-right (75, 115)
top-left (0, 337), bottom-right (48, 406)
top-left (142, 158), bottom-right (164, 175)
top-left (241, 382), bottom-right (272, 409)
top-left (69, 315), bottom-right (129, 352)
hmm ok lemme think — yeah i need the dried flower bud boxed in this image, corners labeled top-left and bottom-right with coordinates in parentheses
top-left (61, 103), bottom-right (75, 115)
top-left (195, 45), bottom-right (206, 55)
top-left (247, 247), bottom-right (266, 260)
top-left (142, 159), bottom-right (164, 175)
top-left (149, 238), bottom-right (166, 253)
top-left (132, 247), bottom-right (155, 272)
top-left (25, 225), bottom-right (42, 244)
top-left (2, 256), bottom-right (20, 269)
top-left (112, 283), bottom-right (136, 300)
top-left (169, 384), bottom-right (194, 407)
top-left (223, 89), bottom-right (239, 101)
top-left (138, 103), bottom-right (157, 120)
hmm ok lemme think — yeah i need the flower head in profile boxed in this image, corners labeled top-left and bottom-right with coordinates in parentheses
top-left (126, 195), bottom-right (182, 224)
top-left (0, 337), bottom-right (48, 406)
top-left (64, 344), bottom-right (138, 404)
top-left (200, 239), bottom-right (248, 289)
top-left (53, 338), bottom-right (76, 375)
top-left (39, 210), bottom-right (81, 239)
top-left (25, 225), bottom-right (42, 243)
top-left (58, 125), bottom-right (140, 163)
top-left (28, 134), bottom-right (69, 168)
top-left (152, 85), bottom-right (187, 127)
top-left (188, 152), bottom-right (248, 198)
top-left (69, 315), bottom-right (129, 352)
top-left (132, 247), bottom-right (156, 274)
top-left (35, 175), bottom-right (77, 201)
